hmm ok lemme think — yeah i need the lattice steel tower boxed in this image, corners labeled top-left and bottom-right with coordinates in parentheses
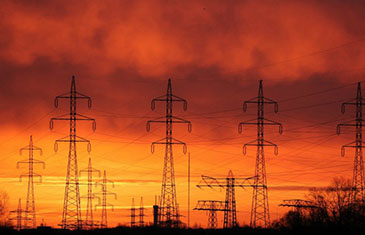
top-left (95, 170), bottom-right (116, 228)
top-left (50, 76), bottom-right (96, 229)
top-left (130, 198), bottom-right (136, 227)
top-left (197, 170), bottom-right (256, 228)
top-left (80, 157), bottom-right (100, 229)
top-left (194, 200), bottom-right (226, 229)
top-left (17, 135), bottom-right (45, 229)
top-left (238, 80), bottom-right (282, 228)
top-left (139, 197), bottom-right (144, 227)
top-left (337, 82), bottom-right (365, 202)
top-left (146, 78), bottom-right (192, 226)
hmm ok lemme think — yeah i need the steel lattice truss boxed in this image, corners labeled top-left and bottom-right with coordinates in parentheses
top-left (194, 200), bottom-right (226, 229)
top-left (337, 82), bottom-right (365, 202)
top-left (50, 76), bottom-right (96, 229)
top-left (238, 80), bottom-right (282, 228)
top-left (147, 78), bottom-right (192, 227)
top-left (197, 170), bottom-right (257, 228)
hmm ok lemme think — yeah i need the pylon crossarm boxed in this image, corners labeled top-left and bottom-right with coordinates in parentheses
top-left (238, 118), bottom-right (260, 133)
top-left (341, 140), bottom-right (365, 156)
top-left (341, 100), bottom-right (365, 113)
top-left (16, 159), bottom-right (45, 169)
top-left (19, 145), bottom-right (42, 154)
top-left (243, 139), bottom-right (278, 155)
top-left (20, 173), bottom-right (42, 183)
top-left (54, 136), bottom-right (91, 153)
top-left (337, 121), bottom-right (362, 134)
top-left (151, 138), bottom-right (187, 154)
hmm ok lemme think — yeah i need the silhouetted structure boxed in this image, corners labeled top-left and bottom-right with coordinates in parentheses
top-left (197, 170), bottom-right (256, 228)
top-left (337, 82), bottom-right (365, 202)
top-left (9, 199), bottom-right (29, 231)
top-left (80, 157), bottom-right (100, 229)
top-left (139, 197), bottom-right (144, 227)
top-left (95, 170), bottom-right (116, 228)
top-left (50, 76), bottom-right (96, 229)
top-left (131, 198), bottom-right (136, 227)
top-left (239, 80), bottom-right (283, 228)
top-left (194, 200), bottom-right (226, 229)
top-left (279, 199), bottom-right (317, 216)
top-left (146, 78), bottom-right (192, 227)
top-left (17, 135), bottom-right (45, 229)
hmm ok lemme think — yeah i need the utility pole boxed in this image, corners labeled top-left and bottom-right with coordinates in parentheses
top-left (131, 198), bottom-right (136, 227)
top-left (139, 197), bottom-right (144, 227)
top-left (17, 135), bottom-right (45, 229)
top-left (194, 200), bottom-right (226, 229)
top-left (146, 78), bottom-right (192, 227)
top-left (238, 80), bottom-right (282, 228)
top-left (197, 170), bottom-right (256, 228)
top-left (50, 76), bottom-right (96, 229)
top-left (337, 82), bottom-right (365, 202)
top-left (80, 157), bottom-right (100, 229)
top-left (95, 170), bottom-right (116, 229)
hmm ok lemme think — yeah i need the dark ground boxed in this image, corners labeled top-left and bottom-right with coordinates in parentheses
top-left (0, 226), bottom-right (361, 235)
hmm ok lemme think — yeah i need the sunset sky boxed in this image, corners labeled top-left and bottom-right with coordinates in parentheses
top-left (1, 0), bottom-right (365, 228)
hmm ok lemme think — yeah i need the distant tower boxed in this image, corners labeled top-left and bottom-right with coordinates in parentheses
top-left (337, 82), bottom-right (365, 202)
top-left (17, 135), bottom-right (45, 229)
top-left (139, 197), bottom-right (144, 227)
top-left (146, 79), bottom-right (192, 226)
top-left (239, 80), bottom-right (282, 228)
top-left (50, 76), bottom-right (96, 229)
top-left (197, 170), bottom-right (257, 228)
top-left (80, 157), bottom-right (100, 229)
top-left (131, 198), bottom-right (136, 227)
top-left (9, 199), bottom-right (27, 231)
top-left (95, 170), bottom-right (116, 229)
top-left (194, 200), bottom-right (226, 229)
top-left (224, 170), bottom-right (236, 228)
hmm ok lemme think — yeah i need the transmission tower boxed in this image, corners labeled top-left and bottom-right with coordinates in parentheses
top-left (9, 199), bottom-right (29, 231)
top-left (238, 80), bottom-right (282, 228)
top-left (337, 82), bottom-right (365, 202)
top-left (139, 197), bottom-right (144, 227)
top-left (17, 135), bottom-right (45, 229)
top-left (197, 170), bottom-right (256, 228)
top-left (194, 200), bottom-right (226, 229)
top-left (279, 199), bottom-right (317, 216)
top-left (95, 170), bottom-right (116, 229)
top-left (146, 78), bottom-right (192, 227)
top-left (50, 76), bottom-right (96, 229)
top-left (79, 157), bottom-right (100, 229)
top-left (130, 198), bottom-right (136, 227)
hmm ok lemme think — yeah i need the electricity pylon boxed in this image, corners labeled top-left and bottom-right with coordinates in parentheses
top-left (9, 199), bottom-right (29, 231)
top-left (337, 82), bottom-right (365, 202)
top-left (146, 78), bottom-right (192, 227)
top-left (17, 135), bottom-right (45, 229)
top-left (130, 198), bottom-right (136, 227)
top-left (139, 197), bottom-right (144, 227)
top-left (194, 200), bottom-right (226, 229)
top-left (94, 170), bottom-right (116, 229)
top-left (238, 80), bottom-right (282, 228)
top-left (197, 170), bottom-right (256, 228)
top-left (50, 76), bottom-right (96, 229)
top-left (279, 199), bottom-right (317, 216)
top-left (79, 157), bottom-right (100, 229)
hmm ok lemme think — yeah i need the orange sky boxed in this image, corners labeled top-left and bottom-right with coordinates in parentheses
top-left (0, 0), bottom-right (365, 228)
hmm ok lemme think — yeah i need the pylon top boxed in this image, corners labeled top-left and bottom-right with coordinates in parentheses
top-left (71, 75), bottom-right (76, 93)
top-left (258, 80), bottom-right (263, 97)
top-left (357, 82), bottom-right (362, 99)
top-left (167, 78), bottom-right (172, 95)
top-left (227, 170), bottom-right (233, 178)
